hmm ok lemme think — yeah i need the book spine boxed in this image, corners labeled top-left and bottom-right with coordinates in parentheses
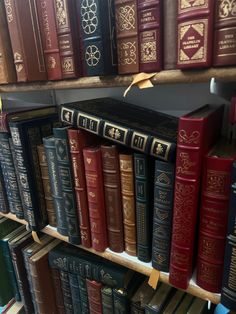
top-left (213, 0), bottom-right (236, 66)
top-left (101, 287), bottom-right (113, 314)
top-left (54, 127), bottom-right (81, 244)
top-left (67, 129), bottom-right (92, 248)
top-left (101, 145), bottom-right (124, 253)
top-left (68, 273), bottom-right (82, 314)
top-left (36, 0), bottom-right (62, 80)
top-left (113, 289), bottom-right (130, 314)
top-left (134, 153), bottom-right (152, 262)
top-left (115, 0), bottom-right (139, 74)
top-left (51, 268), bottom-right (66, 314)
top-left (119, 153), bottom-right (136, 256)
top-left (43, 136), bottom-right (68, 236)
top-left (78, 275), bottom-right (90, 314)
top-left (0, 163), bottom-right (9, 214)
top-left (83, 147), bottom-right (108, 252)
top-left (137, 0), bottom-right (163, 72)
top-left (86, 279), bottom-right (103, 314)
top-left (152, 160), bottom-right (175, 272)
top-left (60, 270), bottom-right (74, 314)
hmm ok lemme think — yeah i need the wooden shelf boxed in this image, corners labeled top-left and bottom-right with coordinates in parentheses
top-left (0, 67), bottom-right (235, 93)
top-left (0, 212), bottom-right (220, 304)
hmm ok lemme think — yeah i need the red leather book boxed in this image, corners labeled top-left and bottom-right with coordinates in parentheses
top-left (213, 0), bottom-right (236, 66)
top-left (177, 0), bottom-right (215, 69)
top-left (138, 0), bottom-right (163, 72)
top-left (67, 128), bottom-right (92, 248)
top-left (83, 147), bottom-right (108, 252)
top-left (169, 104), bottom-right (224, 290)
top-left (4, 0), bottom-right (47, 82)
top-left (86, 279), bottom-right (103, 314)
top-left (115, 0), bottom-right (139, 74)
top-left (196, 141), bottom-right (236, 293)
top-left (36, 0), bottom-right (62, 80)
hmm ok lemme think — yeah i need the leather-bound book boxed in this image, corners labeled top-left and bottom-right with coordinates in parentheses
top-left (213, 0), bottom-right (236, 66)
top-left (187, 298), bottom-right (208, 314)
top-left (169, 104), bottom-right (224, 290)
top-left (4, 0), bottom-right (47, 82)
top-left (53, 0), bottom-right (81, 78)
top-left (83, 146), bottom-right (108, 252)
top-left (60, 270), bottom-right (74, 313)
top-left (177, 0), bottom-right (215, 69)
top-left (115, 0), bottom-right (139, 74)
top-left (197, 141), bottom-right (236, 293)
top-left (101, 144), bottom-right (124, 253)
top-left (152, 160), bottom-right (175, 272)
top-left (175, 294), bottom-right (194, 314)
top-left (119, 153), bottom-right (136, 256)
top-left (162, 290), bottom-right (185, 314)
top-left (138, 0), bottom-right (163, 72)
top-left (0, 0), bottom-right (16, 84)
top-left (145, 283), bottom-right (174, 314)
top-left (130, 279), bottom-right (156, 313)
top-left (101, 286), bottom-right (113, 314)
top-left (36, 0), bottom-right (62, 80)
top-left (78, 275), bottom-right (90, 314)
top-left (67, 128), bottom-right (93, 248)
top-left (77, 0), bottom-right (117, 76)
top-left (0, 165), bottom-right (9, 214)
top-left (86, 279), bottom-right (103, 314)
top-left (69, 273), bottom-right (82, 314)
top-left (51, 268), bottom-right (66, 314)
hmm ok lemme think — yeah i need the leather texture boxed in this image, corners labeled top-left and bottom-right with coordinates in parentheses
top-left (86, 279), bottom-right (103, 314)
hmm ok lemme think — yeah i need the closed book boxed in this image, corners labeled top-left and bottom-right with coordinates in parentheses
top-left (138, 0), bottom-right (163, 72)
top-left (101, 144), bottom-right (124, 253)
top-left (4, 0), bottom-right (47, 82)
top-left (0, 164), bottom-right (9, 214)
top-left (102, 286), bottom-right (114, 314)
top-left (78, 0), bottom-right (117, 76)
top-left (60, 97), bottom-right (178, 162)
top-left (60, 270), bottom-right (74, 314)
top-left (175, 294), bottom-right (194, 314)
top-left (115, 0), bottom-right (139, 74)
top-left (145, 283), bottom-right (173, 314)
top-left (213, 0), bottom-right (236, 66)
top-left (152, 160), bottom-right (175, 272)
top-left (86, 279), bottom-right (103, 314)
top-left (169, 104), bottom-right (224, 290)
top-left (78, 275), bottom-right (90, 314)
top-left (177, 0), bottom-right (215, 69)
top-left (162, 290), bottom-right (185, 314)
top-left (130, 278), bottom-right (155, 313)
top-left (51, 268), bottom-right (65, 314)
top-left (36, 0), bottom-right (62, 80)
top-left (83, 146), bottom-right (108, 252)
top-left (187, 297), bottom-right (207, 314)
top-left (68, 273), bottom-right (82, 314)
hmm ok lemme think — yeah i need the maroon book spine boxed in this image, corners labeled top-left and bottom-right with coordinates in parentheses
top-left (86, 279), bottom-right (103, 314)
top-left (36, 0), bottom-right (62, 80)
top-left (83, 147), bottom-right (108, 252)
top-left (138, 0), bottom-right (163, 72)
top-left (67, 128), bottom-right (92, 248)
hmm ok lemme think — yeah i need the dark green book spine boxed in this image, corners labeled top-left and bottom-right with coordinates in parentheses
top-left (102, 286), bottom-right (114, 314)
top-left (53, 127), bottom-right (81, 244)
top-left (43, 136), bottom-right (68, 236)
top-left (68, 273), bottom-right (82, 314)
top-left (60, 270), bottom-right (74, 314)
top-left (113, 289), bottom-right (130, 314)
top-left (78, 275), bottom-right (89, 314)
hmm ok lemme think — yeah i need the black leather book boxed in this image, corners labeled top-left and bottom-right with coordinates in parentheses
top-left (77, 0), bottom-right (117, 76)
top-left (0, 163), bottom-right (9, 214)
top-left (78, 275), bottom-right (90, 314)
top-left (60, 270), bottom-right (74, 314)
top-left (60, 98), bottom-right (178, 162)
top-left (130, 279), bottom-right (155, 314)
top-left (152, 160), bottom-right (175, 272)
top-left (102, 286), bottom-right (114, 314)
top-left (69, 273), bottom-right (82, 314)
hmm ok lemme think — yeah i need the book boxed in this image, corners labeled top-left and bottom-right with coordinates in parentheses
top-left (177, 0), bottom-right (215, 69)
top-left (175, 294), bottom-right (194, 314)
top-left (213, 0), bottom-right (236, 67)
top-left (60, 270), bottom-right (74, 313)
top-left (51, 268), bottom-right (65, 314)
top-left (78, 275), bottom-right (90, 314)
top-left (169, 104), bottom-right (224, 290)
top-left (187, 297), bottom-right (208, 313)
top-left (145, 283), bottom-right (174, 314)
top-left (86, 279), bottom-right (103, 314)
top-left (101, 286), bottom-right (113, 314)
top-left (4, 0), bottom-right (47, 81)
top-left (130, 278), bottom-right (155, 313)
top-left (0, 165), bottom-right (9, 214)
top-left (68, 273), bottom-right (82, 314)
top-left (163, 290), bottom-right (185, 314)
top-left (60, 97), bottom-right (178, 162)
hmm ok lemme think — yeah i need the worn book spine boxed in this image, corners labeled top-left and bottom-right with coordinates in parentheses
top-left (119, 153), bottom-right (136, 256)
top-left (51, 268), bottom-right (66, 314)
top-left (86, 279), bottom-right (103, 314)
top-left (101, 286), bottom-right (114, 314)
top-left (113, 289), bottom-right (130, 314)
top-left (69, 273), bottom-right (82, 314)
top-left (43, 136), bottom-right (68, 236)
top-left (152, 160), bottom-right (175, 272)
top-left (115, 0), bottom-right (139, 74)
top-left (67, 129), bottom-right (92, 248)
top-left (0, 164), bottom-right (9, 214)
top-left (54, 127), bottom-right (81, 244)
top-left (138, 0), bottom-right (163, 72)
top-left (36, 0), bottom-right (62, 80)
top-left (60, 270), bottom-right (74, 314)
top-left (101, 145), bottom-right (124, 253)
top-left (213, 0), bottom-right (236, 66)
top-left (0, 247), bottom-right (13, 306)
top-left (177, 0), bottom-right (215, 69)
top-left (83, 147), bottom-right (108, 252)
top-left (78, 275), bottom-right (90, 314)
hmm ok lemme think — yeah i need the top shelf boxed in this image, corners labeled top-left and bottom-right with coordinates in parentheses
top-left (0, 67), bottom-right (236, 93)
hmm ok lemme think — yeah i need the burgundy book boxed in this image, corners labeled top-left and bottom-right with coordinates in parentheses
top-left (86, 279), bottom-right (103, 314)
top-left (177, 0), bottom-right (215, 69)
top-left (213, 0), bottom-right (236, 67)
top-left (138, 0), bottom-right (163, 72)
top-left (83, 147), bottom-right (108, 252)
top-left (51, 268), bottom-right (65, 314)
top-left (115, 0), bottom-right (139, 74)
top-left (4, 0), bottom-right (47, 82)
top-left (36, 0), bottom-right (62, 80)
top-left (196, 141), bottom-right (236, 293)
top-left (169, 104), bottom-right (224, 290)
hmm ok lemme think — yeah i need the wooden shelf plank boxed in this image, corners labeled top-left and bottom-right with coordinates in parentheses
top-left (0, 67), bottom-right (235, 92)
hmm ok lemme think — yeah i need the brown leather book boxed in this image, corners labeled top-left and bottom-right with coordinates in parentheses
top-left (115, 0), bottom-right (139, 74)
top-left (29, 239), bottom-right (60, 314)
top-left (4, 0), bottom-right (47, 82)
top-left (0, 0), bottom-right (16, 84)
top-left (37, 144), bottom-right (57, 227)
top-left (119, 153), bottom-right (137, 256)
top-left (51, 268), bottom-right (65, 314)
top-left (86, 279), bottom-right (103, 314)
top-left (101, 144), bottom-right (124, 253)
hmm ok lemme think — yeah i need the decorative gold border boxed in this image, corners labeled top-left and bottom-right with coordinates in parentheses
top-left (178, 0), bottom-right (208, 14)
top-left (150, 138), bottom-right (171, 161)
top-left (131, 131), bottom-right (148, 152)
top-left (61, 107), bottom-right (74, 124)
top-left (103, 121), bottom-right (128, 144)
top-left (77, 113), bottom-right (100, 134)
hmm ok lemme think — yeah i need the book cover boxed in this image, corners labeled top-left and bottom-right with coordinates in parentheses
top-left (68, 273), bottom-right (82, 314)
top-left (101, 286), bottom-right (113, 314)
top-left (145, 283), bottom-right (173, 314)
top-left (86, 279), bottom-right (103, 314)
top-left (130, 278), bottom-right (155, 313)
top-left (51, 268), bottom-right (65, 314)
top-left (60, 270), bottom-right (74, 313)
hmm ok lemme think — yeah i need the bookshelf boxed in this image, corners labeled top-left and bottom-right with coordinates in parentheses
top-left (0, 212), bottom-right (220, 305)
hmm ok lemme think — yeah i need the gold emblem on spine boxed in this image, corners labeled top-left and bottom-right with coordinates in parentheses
top-left (117, 5), bottom-right (135, 31)
top-left (85, 45), bottom-right (101, 67)
top-left (81, 0), bottom-right (98, 34)
top-left (108, 127), bottom-right (121, 140)
top-left (86, 158), bottom-right (92, 165)
top-left (179, 130), bottom-right (200, 144)
top-left (62, 57), bottom-right (73, 72)
top-left (14, 52), bottom-right (23, 73)
top-left (205, 170), bottom-right (228, 197)
top-left (180, 0), bottom-right (206, 10)
top-left (47, 56), bottom-right (56, 69)
top-left (219, 0), bottom-right (236, 18)
top-left (118, 42), bottom-right (137, 65)
top-left (177, 152), bottom-right (196, 175)
top-left (156, 173), bottom-right (171, 186)
top-left (55, 0), bottom-right (67, 26)
top-left (141, 41), bottom-right (156, 62)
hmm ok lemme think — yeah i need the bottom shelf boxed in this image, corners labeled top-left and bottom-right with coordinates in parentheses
top-left (0, 212), bottom-right (220, 304)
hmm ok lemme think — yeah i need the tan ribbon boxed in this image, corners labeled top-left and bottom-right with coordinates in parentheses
top-left (123, 72), bottom-right (157, 97)
top-left (148, 268), bottom-right (160, 289)
top-left (32, 231), bottom-right (41, 244)
top-left (0, 95), bottom-right (2, 113)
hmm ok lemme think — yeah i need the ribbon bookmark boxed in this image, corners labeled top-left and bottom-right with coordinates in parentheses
top-left (32, 231), bottom-right (41, 244)
top-left (123, 72), bottom-right (157, 97)
top-left (0, 94), bottom-right (2, 113)
top-left (148, 268), bottom-right (160, 290)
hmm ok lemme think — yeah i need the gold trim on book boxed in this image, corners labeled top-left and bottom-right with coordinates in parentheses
top-left (150, 138), bottom-right (171, 161)
top-left (217, 52), bottom-right (236, 57)
top-left (61, 107), bottom-right (74, 124)
top-left (77, 112), bottom-right (101, 134)
top-left (131, 131), bottom-right (148, 152)
top-left (103, 122), bottom-right (128, 144)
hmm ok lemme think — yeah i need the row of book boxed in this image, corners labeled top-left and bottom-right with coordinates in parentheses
top-left (0, 0), bottom-right (235, 84)
top-left (0, 217), bottom-right (216, 313)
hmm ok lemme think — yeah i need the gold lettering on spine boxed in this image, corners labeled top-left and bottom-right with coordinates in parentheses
top-left (229, 245), bottom-right (236, 290)
top-left (4, 0), bottom-right (13, 23)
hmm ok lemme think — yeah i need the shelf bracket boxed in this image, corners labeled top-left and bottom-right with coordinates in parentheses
top-left (210, 78), bottom-right (236, 101)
